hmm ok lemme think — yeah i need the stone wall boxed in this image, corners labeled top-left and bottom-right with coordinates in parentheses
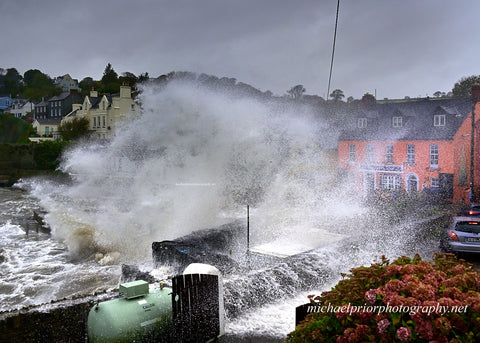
top-left (0, 293), bottom-right (115, 342)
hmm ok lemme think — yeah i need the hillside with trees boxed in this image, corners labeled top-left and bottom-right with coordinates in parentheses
top-left (0, 113), bottom-right (33, 144)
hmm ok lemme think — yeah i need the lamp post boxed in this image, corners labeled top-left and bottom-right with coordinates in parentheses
top-left (471, 84), bottom-right (480, 201)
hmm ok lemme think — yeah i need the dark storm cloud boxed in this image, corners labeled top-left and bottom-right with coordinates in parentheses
top-left (1, 0), bottom-right (479, 99)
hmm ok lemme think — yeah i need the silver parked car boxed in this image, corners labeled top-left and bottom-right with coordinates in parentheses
top-left (440, 216), bottom-right (480, 254)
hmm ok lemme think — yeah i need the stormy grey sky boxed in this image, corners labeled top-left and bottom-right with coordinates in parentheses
top-left (1, 0), bottom-right (479, 99)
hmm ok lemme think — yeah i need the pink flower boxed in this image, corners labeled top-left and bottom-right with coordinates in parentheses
top-left (365, 288), bottom-right (377, 305)
top-left (396, 326), bottom-right (411, 342)
top-left (414, 319), bottom-right (434, 340)
top-left (434, 317), bottom-right (452, 333)
top-left (386, 264), bottom-right (403, 276)
top-left (383, 279), bottom-right (406, 293)
top-left (377, 318), bottom-right (390, 334)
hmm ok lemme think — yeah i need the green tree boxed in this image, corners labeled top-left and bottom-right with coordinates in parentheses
top-left (22, 73), bottom-right (60, 102)
top-left (119, 72), bottom-right (138, 87)
top-left (101, 63), bottom-right (120, 94)
top-left (287, 84), bottom-right (306, 100)
top-left (79, 77), bottom-right (99, 96)
top-left (329, 89), bottom-right (345, 101)
top-left (138, 72), bottom-right (150, 83)
top-left (33, 140), bottom-right (69, 170)
top-left (0, 113), bottom-right (33, 143)
top-left (23, 69), bottom-right (43, 86)
top-left (57, 117), bottom-right (90, 141)
top-left (452, 75), bottom-right (480, 98)
top-left (1, 68), bottom-right (23, 96)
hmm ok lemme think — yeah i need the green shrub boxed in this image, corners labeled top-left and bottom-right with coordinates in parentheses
top-left (0, 113), bottom-right (33, 143)
top-left (33, 140), bottom-right (69, 170)
top-left (287, 253), bottom-right (480, 342)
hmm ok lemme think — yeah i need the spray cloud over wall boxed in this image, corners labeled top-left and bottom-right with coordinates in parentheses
top-left (37, 81), bottom-right (361, 262)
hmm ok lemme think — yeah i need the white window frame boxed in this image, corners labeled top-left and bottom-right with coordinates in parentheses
top-left (357, 118), bottom-right (367, 128)
top-left (349, 144), bottom-right (356, 163)
top-left (366, 144), bottom-right (374, 163)
top-left (380, 173), bottom-right (401, 191)
top-left (431, 177), bottom-right (440, 188)
top-left (434, 114), bottom-right (445, 127)
top-left (392, 116), bottom-right (403, 127)
top-left (407, 144), bottom-right (415, 164)
top-left (386, 144), bottom-right (393, 164)
top-left (430, 144), bottom-right (439, 168)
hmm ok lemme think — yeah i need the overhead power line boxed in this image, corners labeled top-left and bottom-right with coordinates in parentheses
top-left (327, 0), bottom-right (340, 100)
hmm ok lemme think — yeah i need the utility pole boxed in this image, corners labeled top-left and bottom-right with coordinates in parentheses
top-left (471, 84), bottom-right (480, 201)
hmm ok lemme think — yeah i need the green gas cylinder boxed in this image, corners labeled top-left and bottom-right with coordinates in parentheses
top-left (87, 280), bottom-right (173, 343)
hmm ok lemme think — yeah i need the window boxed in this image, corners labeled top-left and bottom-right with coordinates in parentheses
top-left (392, 116), bottom-right (403, 127)
top-left (434, 114), bottom-right (445, 127)
top-left (380, 174), bottom-right (401, 190)
top-left (103, 116), bottom-right (106, 128)
top-left (386, 144), bottom-right (393, 164)
top-left (407, 144), bottom-right (415, 164)
top-left (366, 144), bottom-right (374, 163)
top-left (357, 118), bottom-right (367, 128)
top-left (431, 177), bottom-right (440, 188)
top-left (430, 144), bottom-right (439, 168)
top-left (349, 144), bottom-right (356, 163)
top-left (93, 117), bottom-right (97, 127)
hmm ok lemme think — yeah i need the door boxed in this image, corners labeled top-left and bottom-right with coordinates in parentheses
top-left (406, 174), bottom-right (418, 193)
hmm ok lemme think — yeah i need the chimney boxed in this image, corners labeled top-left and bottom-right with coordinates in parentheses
top-left (90, 89), bottom-right (98, 97)
top-left (361, 93), bottom-right (376, 108)
top-left (472, 84), bottom-right (480, 102)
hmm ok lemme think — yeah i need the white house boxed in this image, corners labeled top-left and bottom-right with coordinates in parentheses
top-left (63, 85), bottom-right (139, 139)
top-left (53, 74), bottom-right (81, 93)
top-left (8, 99), bottom-right (35, 118)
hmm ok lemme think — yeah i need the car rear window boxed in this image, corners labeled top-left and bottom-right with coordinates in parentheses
top-left (455, 221), bottom-right (480, 233)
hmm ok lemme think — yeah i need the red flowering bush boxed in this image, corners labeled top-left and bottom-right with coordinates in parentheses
top-left (286, 253), bottom-right (480, 342)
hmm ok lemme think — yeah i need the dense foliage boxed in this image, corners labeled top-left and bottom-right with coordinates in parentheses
top-left (57, 117), bottom-right (90, 141)
top-left (0, 113), bottom-right (33, 143)
top-left (287, 253), bottom-right (480, 342)
top-left (33, 140), bottom-right (69, 170)
top-left (452, 75), bottom-right (480, 98)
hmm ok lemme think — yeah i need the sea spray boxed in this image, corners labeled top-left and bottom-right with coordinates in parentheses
top-left (32, 80), bottom-right (351, 262)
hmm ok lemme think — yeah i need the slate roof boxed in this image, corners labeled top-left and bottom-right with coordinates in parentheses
top-left (340, 97), bottom-right (472, 141)
top-left (35, 117), bottom-right (62, 125)
top-left (36, 100), bottom-right (48, 107)
top-left (88, 96), bottom-right (102, 108)
top-left (89, 95), bottom-right (112, 109)
top-left (49, 92), bottom-right (71, 102)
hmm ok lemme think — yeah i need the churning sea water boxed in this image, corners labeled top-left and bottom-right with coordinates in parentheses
top-left (0, 81), bottom-right (440, 339)
top-left (0, 186), bottom-right (120, 313)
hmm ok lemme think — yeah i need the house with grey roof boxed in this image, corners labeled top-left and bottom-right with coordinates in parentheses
top-left (338, 93), bottom-right (478, 202)
top-left (53, 74), bottom-right (81, 93)
top-left (48, 91), bottom-right (82, 118)
top-left (62, 85), bottom-right (139, 140)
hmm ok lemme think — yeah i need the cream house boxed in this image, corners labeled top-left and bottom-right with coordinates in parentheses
top-left (63, 85), bottom-right (139, 139)
top-left (31, 117), bottom-right (61, 141)
top-left (53, 74), bottom-right (81, 93)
